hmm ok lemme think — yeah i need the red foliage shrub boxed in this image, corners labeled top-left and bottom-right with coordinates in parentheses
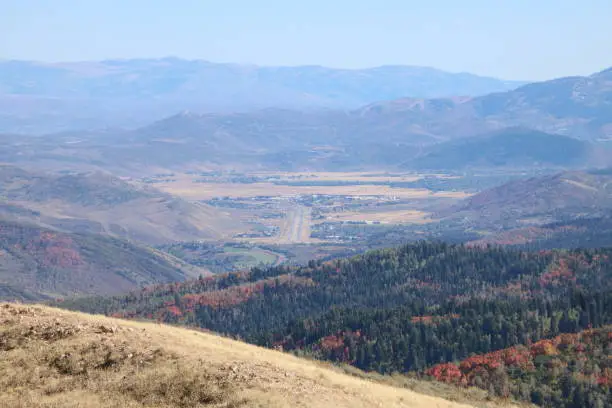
top-left (426, 363), bottom-right (464, 384)
top-left (427, 328), bottom-right (612, 393)
top-left (313, 330), bottom-right (362, 363)
top-left (175, 275), bottom-right (315, 311)
top-left (320, 335), bottom-right (344, 350)
top-left (165, 305), bottom-right (183, 317)
top-left (531, 339), bottom-right (558, 357)
top-left (539, 258), bottom-right (575, 287)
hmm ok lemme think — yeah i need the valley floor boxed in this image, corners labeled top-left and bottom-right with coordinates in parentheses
top-left (0, 303), bottom-right (499, 408)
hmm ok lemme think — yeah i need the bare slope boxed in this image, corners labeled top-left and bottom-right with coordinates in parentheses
top-left (0, 165), bottom-right (242, 244)
top-left (0, 303), bottom-right (483, 408)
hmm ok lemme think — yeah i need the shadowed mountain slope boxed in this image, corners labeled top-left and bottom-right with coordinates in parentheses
top-left (443, 170), bottom-right (612, 229)
top-left (0, 220), bottom-right (205, 301)
top-left (406, 128), bottom-right (593, 170)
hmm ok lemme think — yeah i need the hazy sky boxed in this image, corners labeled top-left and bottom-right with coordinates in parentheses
top-left (2, 0), bottom-right (610, 80)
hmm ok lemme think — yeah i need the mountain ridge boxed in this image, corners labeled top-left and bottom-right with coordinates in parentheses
top-left (440, 170), bottom-right (612, 230)
top-left (1, 66), bottom-right (612, 172)
top-left (405, 128), bottom-right (595, 170)
top-left (0, 165), bottom-right (243, 244)
top-left (0, 58), bottom-right (525, 134)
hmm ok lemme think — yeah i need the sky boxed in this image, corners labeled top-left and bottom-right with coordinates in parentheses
top-left (2, 0), bottom-right (610, 81)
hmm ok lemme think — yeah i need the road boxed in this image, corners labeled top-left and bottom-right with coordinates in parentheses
top-left (282, 205), bottom-right (312, 244)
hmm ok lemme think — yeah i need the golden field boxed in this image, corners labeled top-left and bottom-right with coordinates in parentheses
top-left (149, 172), bottom-right (470, 201)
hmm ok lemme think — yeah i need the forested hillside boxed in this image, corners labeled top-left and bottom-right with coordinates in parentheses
top-left (59, 242), bottom-right (612, 406)
top-left (426, 327), bottom-right (611, 407)
top-left (471, 214), bottom-right (612, 249)
top-left (0, 221), bottom-right (203, 300)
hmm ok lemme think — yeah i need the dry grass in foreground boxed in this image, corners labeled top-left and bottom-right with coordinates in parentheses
top-left (0, 303), bottom-right (516, 408)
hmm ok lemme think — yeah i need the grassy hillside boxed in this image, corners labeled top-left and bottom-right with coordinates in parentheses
top-left (0, 303), bottom-right (498, 408)
top-left (407, 128), bottom-right (591, 171)
top-left (0, 220), bottom-right (205, 301)
top-left (59, 242), bottom-right (612, 374)
top-left (0, 165), bottom-right (243, 244)
top-left (442, 170), bottom-right (612, 230)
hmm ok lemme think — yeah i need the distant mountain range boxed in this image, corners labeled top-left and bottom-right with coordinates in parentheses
top-left (1, 66), bottom-right (611, 172)
top-left (0, 58), bottom-right (525, 134)
top-left (358, 66), bottom-right (612, 140)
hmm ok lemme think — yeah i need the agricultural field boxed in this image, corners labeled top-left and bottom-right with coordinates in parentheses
top-left (153, 180), bottom-right (467, 200)
top-left (145, 171), bottom-right (469, 200)
top-left (138, 171), bottom-right (471, 246)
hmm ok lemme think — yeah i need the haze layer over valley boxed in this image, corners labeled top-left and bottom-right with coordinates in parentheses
top-left (2, 62), bottom-right (612, 299)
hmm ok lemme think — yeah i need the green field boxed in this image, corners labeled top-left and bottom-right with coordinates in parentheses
top-left (222, 246), bottom-right (279, 268)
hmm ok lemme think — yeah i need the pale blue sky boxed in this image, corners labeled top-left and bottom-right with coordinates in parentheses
top-left (2, 0), bottom-right (610, 80)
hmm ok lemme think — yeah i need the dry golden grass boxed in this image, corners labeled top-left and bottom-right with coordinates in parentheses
top-left (0, 303), bottom-right (498, 408)
top-left (157, 180), bottom-right (469, 200)
top-left (148, 171), bottom-right (471, 200)
top-left (327, 365), bottom-right (529, 408)
top-left (12, 197), bottom-right (244, 244)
